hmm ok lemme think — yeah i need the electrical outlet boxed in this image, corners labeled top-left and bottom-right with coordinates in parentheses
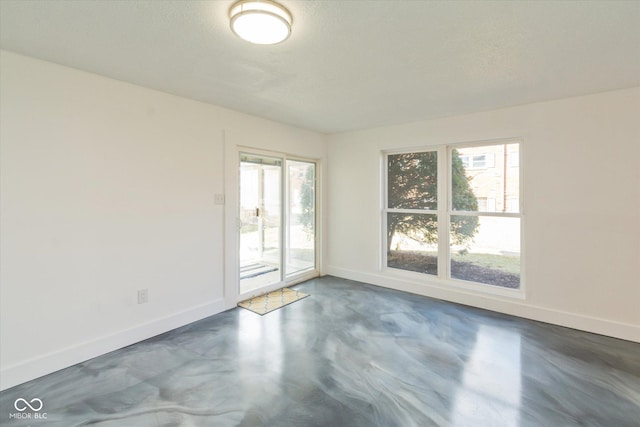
top-left (214, 194), bottom-right (225, 205)
top-left (137, 289), bottom-right (148, 304)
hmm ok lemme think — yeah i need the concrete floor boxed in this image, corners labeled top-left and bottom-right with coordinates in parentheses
top-left (1, 276), bottom-right (639, 426)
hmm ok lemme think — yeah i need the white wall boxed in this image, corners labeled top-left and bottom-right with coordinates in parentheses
top-left (327, 87), bottom-right (640, 342)
top-left (0, 50), bottom-right (326, 390)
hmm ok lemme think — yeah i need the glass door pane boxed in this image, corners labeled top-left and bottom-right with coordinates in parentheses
top-left (239, 154), bottom-right (282, 294)
top-left (286, 160), bottom-right (315, 276)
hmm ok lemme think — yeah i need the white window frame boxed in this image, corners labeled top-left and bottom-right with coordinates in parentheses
top-left (382, 138), bottom-right (524, 299)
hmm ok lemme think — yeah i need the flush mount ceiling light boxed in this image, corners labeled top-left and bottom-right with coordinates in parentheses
top-left (229, 0), bottom-right (292, 45)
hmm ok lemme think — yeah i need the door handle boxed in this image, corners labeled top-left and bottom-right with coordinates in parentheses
top-left (255, 207), bottom-right (260, 217)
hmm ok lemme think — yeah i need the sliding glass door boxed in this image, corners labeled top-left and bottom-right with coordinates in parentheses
top-left (239, 153), bottom-right (316, 296)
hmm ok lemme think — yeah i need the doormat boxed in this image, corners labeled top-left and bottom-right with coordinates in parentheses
top-left (238, 288), bottom-right (309, 315)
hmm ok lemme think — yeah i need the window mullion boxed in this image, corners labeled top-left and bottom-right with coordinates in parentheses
top-left (438, 146), bottom-right (449, 280)
top-left (450, 211), bottom-right (521, 218)
top-left (387, 208), bottom-right (438, 214)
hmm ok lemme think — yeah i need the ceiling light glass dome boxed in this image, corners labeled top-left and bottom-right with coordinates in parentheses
top-left (229, 0), bottom-right (292, 45)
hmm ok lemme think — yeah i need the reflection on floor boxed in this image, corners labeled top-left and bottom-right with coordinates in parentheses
top-left (1, 276), bottom-right (639, 426)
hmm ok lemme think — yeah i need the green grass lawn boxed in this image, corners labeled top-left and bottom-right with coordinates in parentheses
top-left (451, 252), bottom-right (520, 275)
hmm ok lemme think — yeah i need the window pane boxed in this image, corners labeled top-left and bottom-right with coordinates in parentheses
top-left (452, 143), bottom-right (520, 213)
top-left (388, 151), bottom-right (437, 210)
top-left (387, 213), bottom-right (437, 275)
top-left (472, 155), bottom-right (486, 168)
top-left (450, 216), bottom-right (520, 289)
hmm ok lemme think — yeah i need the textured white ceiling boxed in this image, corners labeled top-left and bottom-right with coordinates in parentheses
top-left (1, 0), bottom-right (639, 133)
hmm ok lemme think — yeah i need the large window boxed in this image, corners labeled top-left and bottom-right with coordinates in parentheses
top-left (384, 141), bottom-right (522, 291)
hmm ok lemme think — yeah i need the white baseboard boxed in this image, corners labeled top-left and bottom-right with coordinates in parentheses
top-left (326, 266), bottom-right (640, 343)
top-left (0, 298), bottom-right (227, 391)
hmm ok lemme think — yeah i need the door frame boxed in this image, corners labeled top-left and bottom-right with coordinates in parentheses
top-left (224, 142), bottom-right (321, 306)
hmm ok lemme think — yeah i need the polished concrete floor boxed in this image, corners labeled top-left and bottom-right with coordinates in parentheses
top-left (1, 276), bottom-right (639, 426)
